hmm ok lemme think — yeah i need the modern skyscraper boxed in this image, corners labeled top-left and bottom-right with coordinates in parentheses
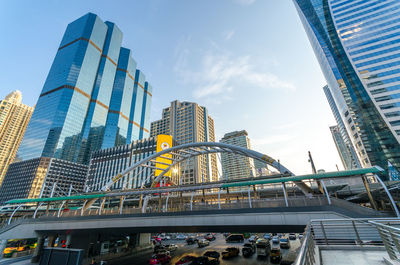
top-left (16, 13), bottom-right (152, 165)
top-left (220, 130), bottom-right (256, 180)
top-left (0, 13), bottom-right (153, 202)
top-left (0, 91), bottom-right (33, 185)
top-left (294, 0), bottom-right (400, 178)
top-left (150, 100), bottom-right (218, 184)
top-left (330, 125), bottom-right (357, 170)
top-left (323, 85), bottom-right (361, 169)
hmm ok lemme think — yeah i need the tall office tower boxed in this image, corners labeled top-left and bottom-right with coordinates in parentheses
top-left (150, 100), bottom-right (218, 184)
top-left (0, 13), bottom-right (153, 202)
top-left (220, 130), bottom-right (256, 180)
top-left (294, 0), bottom-right (400, 178)
top-left (0, 91), bottom-right (33, 185)
top-left (330, 125), bottom-right (356, 170)
top-left (323, 85), bottom-right (361, 169)
top-left (16, 13), bottom-right (152, 164)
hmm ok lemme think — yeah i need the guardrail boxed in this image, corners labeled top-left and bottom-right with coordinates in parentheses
top-left (369, 220), bottom-right (400, 261)
top-left (294, 218), bottom-right (400, 265)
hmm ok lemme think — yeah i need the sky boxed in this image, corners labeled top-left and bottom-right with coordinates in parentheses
top-left (0, 0), bottom-right (342, 175)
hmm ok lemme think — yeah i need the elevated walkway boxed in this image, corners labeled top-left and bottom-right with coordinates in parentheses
top-left (0, 197), bottom-right (390, 240)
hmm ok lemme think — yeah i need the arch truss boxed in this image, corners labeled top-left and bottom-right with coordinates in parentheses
top-left (100, 142), bottom-right (312, 194)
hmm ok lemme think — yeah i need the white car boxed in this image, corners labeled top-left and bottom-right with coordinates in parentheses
top-left (176, 234), bottom-right (187, 240)
top-left (165, 244), bottom-right (177, 251)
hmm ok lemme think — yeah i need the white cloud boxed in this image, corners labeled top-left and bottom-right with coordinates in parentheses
top-left (178, 52), bottom-right (295, 99)
top-left (235, 0), bottom-right (256, 5)
top-left (224, 29), bottom-right (235, 40)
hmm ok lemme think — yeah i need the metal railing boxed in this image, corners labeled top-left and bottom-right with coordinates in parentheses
top-left (294, 218), bottom-right (400, 265)
top-left (369, 220), bottom-right (400, 261)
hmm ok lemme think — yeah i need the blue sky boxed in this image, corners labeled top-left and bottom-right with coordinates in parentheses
top-left (0, 0), bottom-right (341, 174)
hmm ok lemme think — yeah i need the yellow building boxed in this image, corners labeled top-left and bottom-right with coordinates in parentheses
top-left (0, 91), bottom-right (33, 185)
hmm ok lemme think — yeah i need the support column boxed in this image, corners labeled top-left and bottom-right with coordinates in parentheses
top-left (66, 234), bottom-right (72, 248)
top-left (0, 239), bottom-right (7, 260)
top-left (47, 235), bottom-right (56, 247)
top-left (362, 175), bottom-right (379, 210)
top-left (31, 237), bottom-right (44, 263)
top-left (282, 182), bottom-right (289, 207)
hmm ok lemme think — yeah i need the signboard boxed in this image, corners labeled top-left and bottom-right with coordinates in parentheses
top-left (155, 135), bottom-right (173, 178)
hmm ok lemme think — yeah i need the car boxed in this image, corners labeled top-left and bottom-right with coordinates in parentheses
top-left (299, 234), bottom-right (304, 240)
top-left (175, 255), bottom-right (197, 265)
top-left (203, 250), bottom-right (220, 259)
top-left (164, 244), bottom-right (177, 251)
top-left (176, 234), bottom-right (187, 240)
top-left (204, 234), bottom-right (215, 241)
top-left (223, 233), bottom-right (230, 238)
top-left (186, 237), bottom-right (197, 245)
top-left (149, 253), bottom-right (171, 265)
top-left (198, 239), bottom-right (210, 248)
top-left (154, 249), bottom-right (171, 256)
top-left (154, 244), bottom-right (166, 253)
top-left (264, 233), bottom-right (272, 240)
top-left (270, 248), bottom-right (282, 264)
top-left (256, 238), bottom-right (271, 257)
top-left (225, 234), bottom-right (244, 243)
top-left (279, 238), bottom-right (290, 249)
top-left (242, 243), bottom-right (255, 257)
top-left (221, 247), bottom-right (240, 259)
top-left (248, 235), bottom-right (259, 243)
top-left (277, 233), bottom-right (283, 238)
top-left (272, 236), bottom-right (280, 244)
top-left (192, 256), bottom-right (219, 265)
top-left (289, 233), bottom-right (296, 240)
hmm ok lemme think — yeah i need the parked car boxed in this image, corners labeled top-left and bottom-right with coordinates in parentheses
top-left (186, 237), bottom-right (197, 245)
top-left (279, 238), bottom-right (290, 249)
top-left (225, 234), bottom-right (244, 243)
top-left (198, 239), bottom-right (210, 248)
top-left (264, 233), bottom-right (272, 240)
top-left (242, 243), bottom-right (255, 257)
top-left (279, 237), bottom-right (290, 248)
top-left (289, 233), bottom-right (297, 240)
top-left (175, 255), bottom-right (197, 265)
top-left (192, 256), bottom-right (219, 265)
top-left (204, 234), bottom-right (215, 241)
top-left (203, 250), bottom-right (220, 259)
top-left (248, 235), bottom-right (258, 243)
top-left (256, 238), bottom-right (271, 257)
top-left (270, 248), bottom-right (282, 264)
top-left (221, 247), bottom-right (240, 259)
top-left (272, 236), bottom-right (280, 244)
top-left (154, 245), bottom-right (166, 253)
top-left (176, 234), bottom-right (187, 240)
top-left (299, 234), bottom-right (304, 240)
top-left (149, 253), bottom-right (171, 265)
top-left (164, 244), bottom-right (177, 251)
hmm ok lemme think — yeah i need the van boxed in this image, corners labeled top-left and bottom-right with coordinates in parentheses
top-left (256, 238), bottom-right (271, 257)
top-left (226, 234), bottom-right (244, 243)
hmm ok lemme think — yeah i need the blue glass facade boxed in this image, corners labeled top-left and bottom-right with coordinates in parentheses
top-left (294, 0), bottom-right (400, 178)
top-left (17, 13), bottom-right (153, 164)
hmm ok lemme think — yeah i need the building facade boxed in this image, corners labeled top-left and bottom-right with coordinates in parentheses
top-left (16, 13), bottom-right (152, 165)
top-left (220, 130), bottom-right (256, 180)
top-left (150, 100), bottom-right (218, 184)
top-left (0, 158), bottom-right (88, 204)
top-left (0, 13), bottom-right (154, 203)
top-left (323, 85), bottom-right (361, 169)
top-left (0, 91), bottom-right (33, 186)
top-left (86, 135), bottom-right (176, 191)
top-left (294, 0), bottom-right (400, 178)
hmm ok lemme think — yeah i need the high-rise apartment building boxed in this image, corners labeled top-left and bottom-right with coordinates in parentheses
top-left (0, 91), bottom-right (33, 185)
top-left (16, 13), bottom-right (152, 165)
top-left (220, 130), bottom-right (255, 180)
top-left (323, 85), bottom-right (361, 170)
top-left (294, 0), bottom-right (400, 178)
top-left (0, 13), bottom-right (153, 202)
top-left (150, 100), bottom-right (218, 184)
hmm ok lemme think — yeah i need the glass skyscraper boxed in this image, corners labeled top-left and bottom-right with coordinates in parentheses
top-left (17, 13), bottom-right (152, 164)
top-left (294, 0), bottom-right (400, 178)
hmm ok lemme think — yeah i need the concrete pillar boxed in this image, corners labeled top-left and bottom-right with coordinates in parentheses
top-left (66, 234), bottom-right (72, 248)
top-left (138, 233), bottom-right (151, 246)
top-left (47, 235), bottom-right (56, 247)
top-left (31, 237), bottom-right (44, 263)
top-left (0, 239), bottom-right (8, 260)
